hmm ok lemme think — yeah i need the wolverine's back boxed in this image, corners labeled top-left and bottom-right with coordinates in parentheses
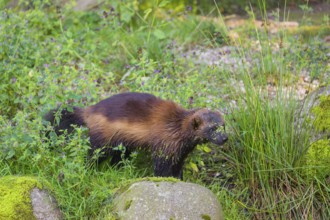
top-left (87, 92), bottom-right (163, 122)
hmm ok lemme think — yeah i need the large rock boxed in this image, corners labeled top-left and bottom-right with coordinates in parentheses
top-left (296, 86), bottom-right (330, 180)
top-left (296, 85), bottom-right (330, 141)
top-left (74, 0), bottom-right (104, 11)
top-left (109, 180), bottom-right (224, 220)
top-left (0, 176), bottom-right (63, 220)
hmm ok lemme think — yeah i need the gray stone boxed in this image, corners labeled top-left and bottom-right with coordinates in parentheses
top-left (112, 181), bottom-right (224, 220)
top-left (74, 0), bottom-right (104, 11)
top-left (30, 188), bottom-right (63, 220)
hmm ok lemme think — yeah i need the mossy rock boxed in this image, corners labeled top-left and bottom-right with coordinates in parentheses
top-left (288, 25), bottom-right (330, 39)
top-left (0, 176), bottom-right (63, 220)
top-left (297, 86), bottom-right (330, 140)
top-left (101, 180), bottom-right (224, 220)
top-left (297, 86), bottom-right (330, 180)
top-left (306, 92), bottom-right (330, 180)
top-left (305, 139), bottom-right (330, 180)
top-left (312, 94), bottom-right (330, 133)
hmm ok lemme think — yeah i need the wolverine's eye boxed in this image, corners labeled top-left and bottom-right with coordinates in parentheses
top-left (209, 126), bottom-right (217, 132)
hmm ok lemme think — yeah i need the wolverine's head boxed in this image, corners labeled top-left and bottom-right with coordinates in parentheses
top-left (190, 109), bottom-right (228, 145)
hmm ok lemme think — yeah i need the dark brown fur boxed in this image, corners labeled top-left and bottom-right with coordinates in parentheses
top-left (45, 92), bottom-right (228, 179)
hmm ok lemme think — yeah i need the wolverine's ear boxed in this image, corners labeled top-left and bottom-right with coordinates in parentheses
top-left (192, 116), bottom-right (202, 130)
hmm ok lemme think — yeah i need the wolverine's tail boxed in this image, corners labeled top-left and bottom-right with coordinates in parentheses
top-left (44, 107), bottom-right (85, 135)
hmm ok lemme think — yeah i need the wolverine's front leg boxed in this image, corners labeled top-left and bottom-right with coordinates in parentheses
top-left (153, 156), bottom-right (184, 179)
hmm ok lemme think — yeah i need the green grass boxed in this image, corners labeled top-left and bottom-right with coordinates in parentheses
top-left (1, 1), bottom-right (329, 219)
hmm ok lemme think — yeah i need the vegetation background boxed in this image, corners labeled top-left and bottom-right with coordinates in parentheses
top-left (0, 0), bottom-right (329, 219)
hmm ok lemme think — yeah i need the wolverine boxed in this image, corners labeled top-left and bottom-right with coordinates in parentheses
top-left (45, 92), bottom-right (228, 179)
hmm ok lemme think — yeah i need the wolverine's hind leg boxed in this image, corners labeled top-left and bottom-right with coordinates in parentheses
top-left (88, 131), bottom-right (132, 166)
top-left (88, 146), bottom-right (130, 166)
top-left (88, 132), bottom-right (112, 164)
top-left (110, 149), bottom-right (131, 165)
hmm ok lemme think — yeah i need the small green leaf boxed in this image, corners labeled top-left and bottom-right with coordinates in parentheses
top-left (66, 31), bottom-right (72, 38)
top-left (203, 146), bottom-right (212, 153)
top-left (189, 162), bottom-right (199, 173)
top-left (143, 8), bottom-right (152, 20)
top-left (120, 6), bottom-right (135, 23)
top-left (153, 29), bottom-right (166, 40)
top-left (6, 149), bottom-right (15, 159)
top-left (159, 0), bottom-right (170, 8)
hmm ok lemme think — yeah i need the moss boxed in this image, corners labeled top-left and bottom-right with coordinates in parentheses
top-left (289, 26), bottom-right (330, 38)
top-left (201, 214), bottom-right (211, 220)
top-left (305, 139), bottom-right (330, 180)
top-left (313, 95), bottom-right (330, 133)
top-left (97, 209), bottom-right (118, 220)
top-left (140, 176), bottom-right (180, 183)
top-left (114, 177), bottom-right (180, 196)
top-left (304, 95), bottom-right (330, 180)
top-left (0, 176), bottom-right (43, 220)
top-left (96, 200), bottom-right (118, 220)
top-left (124, 200), bottom-right (132, 211)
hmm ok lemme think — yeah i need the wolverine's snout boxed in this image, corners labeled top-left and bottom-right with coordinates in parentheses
top-left (209, 133), bottom-right (228, 145)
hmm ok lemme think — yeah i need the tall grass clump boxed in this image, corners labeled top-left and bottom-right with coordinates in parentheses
top-left (229, 64), bottom-right (329, 218)
top-left (229, 76), bottom-right (304, 218)
top-left (223, 4), bottom-right (330, 218)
